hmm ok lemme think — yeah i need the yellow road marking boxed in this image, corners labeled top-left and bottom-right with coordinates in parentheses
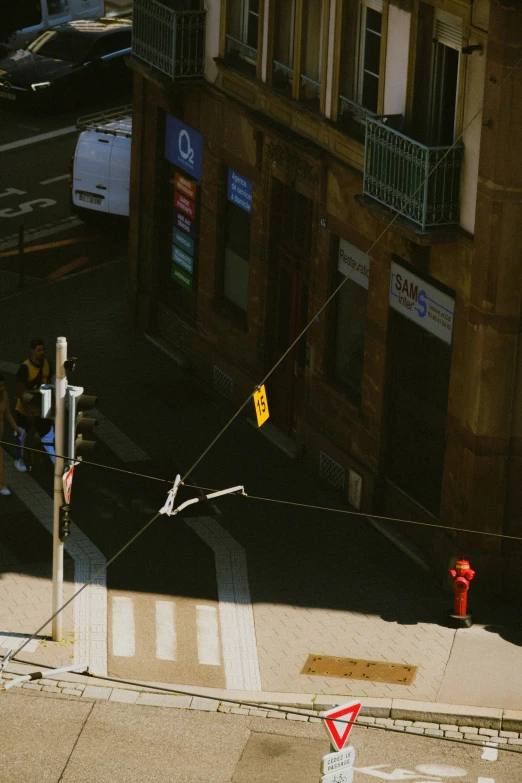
top-left (0, 236), bottom-right (98, 259)
top-left (47, 256), bottom-right (90, 280)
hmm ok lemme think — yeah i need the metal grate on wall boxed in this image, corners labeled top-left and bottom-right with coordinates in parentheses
top-left (319, 451), bottom-right (346, 491)
top-left (213, 366), bottom-right (233, 401)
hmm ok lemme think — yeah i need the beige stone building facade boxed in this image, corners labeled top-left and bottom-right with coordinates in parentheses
top-left (127, 0), bottom-right (522, 594)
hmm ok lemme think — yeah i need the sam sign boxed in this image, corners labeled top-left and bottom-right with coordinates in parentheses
top-left (389, 262), bottom-right (455, 344)
top-left (165, 115), bottom-right (203, 181)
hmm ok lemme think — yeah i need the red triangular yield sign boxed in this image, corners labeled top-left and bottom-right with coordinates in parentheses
top-left (322, 700), bottom-right (362, 751)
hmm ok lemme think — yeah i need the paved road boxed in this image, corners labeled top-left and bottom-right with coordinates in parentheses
top-left (1, 688), bottom-right (515, 783)
top-left (0, 92), bottom-right (131, 236)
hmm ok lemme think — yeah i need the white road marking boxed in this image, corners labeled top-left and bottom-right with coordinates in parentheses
top-left (0, 197), bottom-right (56, 218)
top-left (89, 409), bottom-right (151, 463)
top-left (0, 188), bottom-right (26, 199)
top-left (0, 126), bottom-right (77, 154)
top-left (155, 600), bottom-right (176, 661)
top-left (39, 174), bottom-right (69, 185)
top-left (1, 450), bottom-right (107, 675)
top-left (478, 778), bottom-right (495, 782)
top-left (186, 517), bottom-right (262, 690)
top-left (416, 764), bottom-right (467, 776)
top-left (196, 605), bottom-right (220, 666)
top-left (481, 745), bottom-right (498, 761)
top-left (112, 596), bottom-right (135, 657)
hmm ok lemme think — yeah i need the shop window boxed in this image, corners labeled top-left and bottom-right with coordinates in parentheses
top-left (273, 0), bottom-right (296, 92)
top-left (338, 0), bottom-right (383, 129)
top-left (222, 168), bottom-right (253, 313)
top-left (385, 261), bottom-right (454, 514)
top-left (332, 239), bottom-right (369, 397)
top-left (226, 0), bottom-right (259, 68)
top-left (223, 203), bottom-right (250, 310)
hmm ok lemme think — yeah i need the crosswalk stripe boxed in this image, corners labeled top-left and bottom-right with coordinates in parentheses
top-left (155, 600), bottom-right (177, 661)
top-left (112, 596), bottom-right (135, 657)
top-left (196, 605), bottom-right (220, 666)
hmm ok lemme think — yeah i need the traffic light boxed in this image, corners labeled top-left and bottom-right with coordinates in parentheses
top-left (59, 504), bottom-right (71, 540)
top-left (66, 385), bottom-right (99, 465)
top-left (40, 383), bottom-right (54, 419)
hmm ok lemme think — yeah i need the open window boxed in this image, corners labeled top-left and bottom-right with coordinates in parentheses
top-left (411, 6), bottom-right (463, 145)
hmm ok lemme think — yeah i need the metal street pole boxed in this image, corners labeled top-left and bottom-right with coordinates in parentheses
top-left (52, 336), bottom-right (67, 641)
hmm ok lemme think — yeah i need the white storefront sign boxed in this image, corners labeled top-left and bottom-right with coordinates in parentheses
top-left (338, 238), bottom-right (370, 290)
top-left (389, 261), bottom-right (454, 344)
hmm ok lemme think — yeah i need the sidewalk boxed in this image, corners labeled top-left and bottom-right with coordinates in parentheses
top-left (1, 258), bottom-right (522, 724)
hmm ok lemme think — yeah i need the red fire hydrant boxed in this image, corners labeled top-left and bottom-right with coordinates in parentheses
top-left (448, 558), bottom-right (475, 628)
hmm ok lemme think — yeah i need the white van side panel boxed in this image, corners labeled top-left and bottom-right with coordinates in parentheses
top-left (72, 135), bottom-right (111, 214)
top-left (108, 137), bottom-right (131, 216)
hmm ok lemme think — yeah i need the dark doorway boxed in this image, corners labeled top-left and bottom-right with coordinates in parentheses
top-left (385, 308), bottom-right (451, 514)
top-left (267, 179), bottom-right (313, 435)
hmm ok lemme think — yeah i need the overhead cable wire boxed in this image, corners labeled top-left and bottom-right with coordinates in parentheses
top-left (4, 50), bottom-right (522, 667)
top-left (180, 50), bottom-right (522, 484)
top-left (9, 509), bottom-right (162, 661)
top-left (2, 436), bottom-right (522, 542)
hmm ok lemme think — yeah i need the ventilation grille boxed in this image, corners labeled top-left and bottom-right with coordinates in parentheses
top-left (319, 451), bottom-right (346, 491)
top-left (213, 366), bottom-right (233, 400)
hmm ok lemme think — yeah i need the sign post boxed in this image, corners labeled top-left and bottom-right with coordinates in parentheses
top-left (319, 701), bottom-right (360, 783)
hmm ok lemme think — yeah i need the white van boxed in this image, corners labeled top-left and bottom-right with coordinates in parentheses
top-left (70, 105), bottom-right (132, 221)
top-left (7, 0), bottom-right (106, 51)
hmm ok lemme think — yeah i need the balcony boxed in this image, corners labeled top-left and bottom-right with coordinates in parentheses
top-left (364, 117), bottom-right (463, 232)
top-left (132, 0), bottom-right (206, 80)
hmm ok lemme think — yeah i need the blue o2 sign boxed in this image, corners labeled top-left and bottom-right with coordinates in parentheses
top-left (227, 168), bottom-right (252, 213)
top-left (165, 114), bottom-right (203, 181)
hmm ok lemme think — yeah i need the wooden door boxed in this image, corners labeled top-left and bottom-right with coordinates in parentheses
top-left (267, 252), bottom-right (309, 435)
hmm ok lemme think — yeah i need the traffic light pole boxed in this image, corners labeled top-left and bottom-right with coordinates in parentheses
top-left (52, 336), bottom-right (67, 642)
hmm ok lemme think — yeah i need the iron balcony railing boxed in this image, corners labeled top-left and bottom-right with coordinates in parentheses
top-left (132, 0), bottom-right (206, 79)
top-left (364, 117), bottom-right (463, 231)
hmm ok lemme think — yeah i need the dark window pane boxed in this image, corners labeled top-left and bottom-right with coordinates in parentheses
top-left (366, 7), bottom-right (382, 33)
top-left (226, 202), bottom-right (251, 259)
top-left (362, 73), bottom-right (379, 111)
top-left (364, 29), bottom-right (381, 75)
top-left (334, 275), bottom-right (367, 395)
top-left (247, 14), bottom-right (258, 48)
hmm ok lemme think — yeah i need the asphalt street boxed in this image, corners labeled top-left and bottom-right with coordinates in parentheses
top-left (1, 689), bottom-right (514, 783)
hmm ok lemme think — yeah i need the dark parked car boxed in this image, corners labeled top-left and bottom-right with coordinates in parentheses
top-left (0, 18), bottom-right (132, 108)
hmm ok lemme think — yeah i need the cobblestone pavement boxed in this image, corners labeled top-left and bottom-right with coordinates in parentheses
top-left (253, 604), bottom-right (456, 701)
top-left (2, 667), bottom-right (522, 742)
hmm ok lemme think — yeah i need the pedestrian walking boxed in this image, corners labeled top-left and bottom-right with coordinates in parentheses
top-left (0, 375), bottom-right (22, 496)
top-left (14, 338), bottom-right (55, 471)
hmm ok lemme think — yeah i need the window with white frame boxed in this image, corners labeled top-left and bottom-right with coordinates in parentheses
top-left (226, 0), bottom-right (259, 64)
top-left (338, 0), bottom-right (383, 124)
top-left (356, 0), bottom-right (383, 113)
